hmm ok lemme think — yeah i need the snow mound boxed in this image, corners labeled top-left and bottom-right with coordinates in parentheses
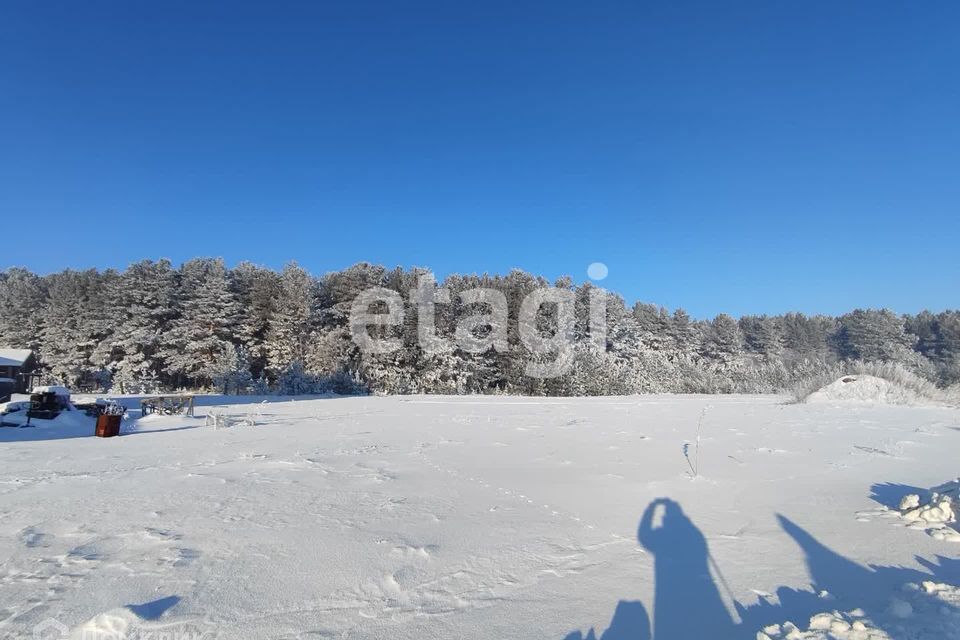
top-left (805, 376), bottom-right (940, 406)
top-left (897, 479), bottom-right (960, 542)
top-left (757, 582), bottom-right (960, 640)
top-left (0, 403), bottom-right (95, 441)
top-left (757, 609), bottom-right (889, 640)
top-left (33, 385), bottom-right (72, 397)
top-left (69, 604), bottom-right (204, 640)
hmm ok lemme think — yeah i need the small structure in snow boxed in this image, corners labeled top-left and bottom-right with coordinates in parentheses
top-left (0, 348), bottom-right (37, 399)
top-left (28, 388), bottom-right (73, 420)
top-left (141, 395), bottom-right (195, 417)
top-left (32, 385), bottom-right (71, 398)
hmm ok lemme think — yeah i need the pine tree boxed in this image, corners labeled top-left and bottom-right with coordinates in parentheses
top-left (162, 258), bottom-right (240, 387)
top-left (276, 360), bottom-right (319, 395)
top-left (632, 302), bottom-right (673, 352)
top-left (231, 262), bottom-right (280, 378)
top-left (740, 315), bottom-right (784, 359)
top-left (781, 312), bottom-right (835, 363)
top-left (0, 268), bottom-right (46, 351)
top-left (97, 260), bottom-right (178, 391)
top-left (703, 313), bottom-right (743, 363)
top-left (39, 270), bottom-right (104, 386)
top-left (668, 309), bottom-right (700, 357)
top-left (932, 311), bottom-right (960, 383)
top-left (264, 262), bottom-right (317, 374)
top-left (211, 344), bottom-right (254, 394)
top-left (0, 259), bottom-right (953, 396)
top-left (835, 309), bottom-right (917, 363)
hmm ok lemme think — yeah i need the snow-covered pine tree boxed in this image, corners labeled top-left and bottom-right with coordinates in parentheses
top-left (251, 373), bottom-right (271, 395)
top-left (38, 270), bottom-right (104, 386)
top-left (162, 258), bottom-right (240, 388)
top-left (96, 259), bottom-right (179, 391)
top-left (442, 272), bottom-right (508, 393)
top-left (276, 360), bottom-right (319, 395)
top-left (630, 302), bottom-right (673, 352)
top-left (668, 309), bottom-right (700, 358)
top-left (781, 312), bottom-right (836, 364)
top-left (211, 344), bottom-right (254, 394)
top-left (83, 269), bottom-right (123, 389)
top-left (835, 309), bottom-right (917, 363)
top-left (264, 262), bottom-right (317, 375)
top-left (230, 262), bottom-right (280, 379)
top-left (317, 262), bottom-right (387, 327)
top-left (702, 313), bottom-right (744, 364)
top-left (739, 315), bottom-right (785, 359)
top-left (934, 311), bottom-right (960, 383)
top-left (0, 267), bottom-right (46, 352)
top-left (3, 258), bottom-right (955, 395)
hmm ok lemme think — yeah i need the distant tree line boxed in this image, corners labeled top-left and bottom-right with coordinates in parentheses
top-left (0, 259), bottom-right (957, 395)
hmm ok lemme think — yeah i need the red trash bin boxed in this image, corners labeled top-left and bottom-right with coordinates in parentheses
top-left (95, 414), bottom-right (121, 437)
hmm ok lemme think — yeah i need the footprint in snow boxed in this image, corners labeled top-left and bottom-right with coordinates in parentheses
top-left (852, 445), bottom-right (893, 456)
top-left (18, 526), bottom-right (51, 548)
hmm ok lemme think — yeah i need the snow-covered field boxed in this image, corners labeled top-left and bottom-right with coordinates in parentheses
top-left (1, 394), bottom-right (958, 639)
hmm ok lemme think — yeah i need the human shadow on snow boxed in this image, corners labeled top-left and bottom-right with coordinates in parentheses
top-left (564, 498), bottom-right (733, 640)
top-left (563, 498), bottom-right (960, 640)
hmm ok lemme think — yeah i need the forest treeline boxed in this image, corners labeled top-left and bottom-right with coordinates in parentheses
top-left (0, 259), bottom-right (957, 395)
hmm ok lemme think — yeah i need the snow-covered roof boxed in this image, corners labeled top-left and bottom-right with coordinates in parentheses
top-left (33, 385), bottom-right (70, 397)
top-left (0, 349), bottom-right (32, 367)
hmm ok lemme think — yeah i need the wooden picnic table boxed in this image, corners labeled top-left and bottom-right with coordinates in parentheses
top-left (140, 395), bottom-right (195, 417)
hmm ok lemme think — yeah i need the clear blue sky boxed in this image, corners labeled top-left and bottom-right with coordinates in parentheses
top-left (2, 1), bottom-right (958, 318)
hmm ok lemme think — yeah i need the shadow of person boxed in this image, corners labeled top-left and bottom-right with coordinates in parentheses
top-left (778, 514), bottom-right (927, 606)
top-left (776, 513), bottom-right (960, 637)
top-left (563, 600), bottom-right (650, 640)
top-left (563, 503), bottom-right (960, 640)
top-left (639, 498), bottom-right (737, 640)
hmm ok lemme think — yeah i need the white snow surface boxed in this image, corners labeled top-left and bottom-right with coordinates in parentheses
top-left (0, 402), bottom-right (88, 430)
top-left (1, 394), bottom-right (959, 639)
top-left (32, 385), bottom-right (72, 398)
top-left (805, 376), bottom-right (940, 407)
top-left (758, 581), bottom-right (960, 640)
top-left (0, 348), bottom-right (32, 367)
top-left (880, 478), bottom-right (960, 544)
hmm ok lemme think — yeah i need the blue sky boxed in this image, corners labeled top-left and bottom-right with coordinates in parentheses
top-left (2, 1), bottom-right (958, 318)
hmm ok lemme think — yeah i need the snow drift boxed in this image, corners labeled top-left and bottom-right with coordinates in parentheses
top-left (897, 479), bottom-right (960, 542)
top-left (757, 581), bottom-right (960, 640)
top-left (804, 375), bottom-right (944, 406)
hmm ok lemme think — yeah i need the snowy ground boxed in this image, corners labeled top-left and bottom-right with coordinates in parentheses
top-left (1, 394), bottom-right (958, 639)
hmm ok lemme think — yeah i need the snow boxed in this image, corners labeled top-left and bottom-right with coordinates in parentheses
top-left (758, 582), bottom-right (960, 639)
top-left (805, 375), bottom-right (941, 406)
top-left (0, 402), bottom-right (93, 435)
top-left (1, 394), bottom-right (959, 639)
top-left (899, 493), bottom-right (955, 526)
top-left (0, 348), bottom-right (32, 367)
top-left (0, 400), bottom-right (30, 415)
top-left (883, 478), bottom-right (960, 543)
top-left (32, 385), bottom-right (72, 397)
